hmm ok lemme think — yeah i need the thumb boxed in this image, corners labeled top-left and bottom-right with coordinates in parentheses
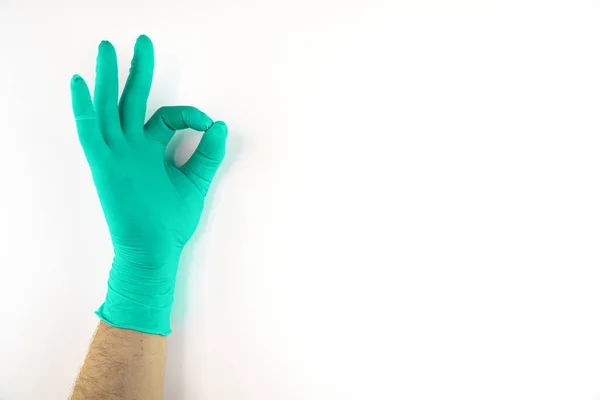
top-left (180, 121), bottom-right (228, 196)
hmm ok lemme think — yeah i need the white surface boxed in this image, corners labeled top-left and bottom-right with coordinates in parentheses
top-left (1, 1), bottom-right (600, 399)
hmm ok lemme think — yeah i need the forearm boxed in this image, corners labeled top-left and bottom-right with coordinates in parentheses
top-left (71, 321), bottom-right (166, 400)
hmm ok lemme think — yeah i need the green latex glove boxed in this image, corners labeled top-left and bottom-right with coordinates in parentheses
top-left (69, 35), bottom-right (227, 335)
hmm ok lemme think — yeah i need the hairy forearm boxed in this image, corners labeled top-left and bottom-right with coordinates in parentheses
top-left (70, 321), bottom-right (166, 400)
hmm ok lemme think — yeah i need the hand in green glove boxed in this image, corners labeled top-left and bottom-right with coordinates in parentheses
top-left (70, 35), bottom-right (227, 335)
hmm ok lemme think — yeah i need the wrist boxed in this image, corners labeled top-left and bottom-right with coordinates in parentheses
top-left (95, 253), bottom-right (182, 335)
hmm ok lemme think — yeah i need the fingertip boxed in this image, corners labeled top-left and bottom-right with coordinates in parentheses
top-left (187, 106), bottom-right (213, 130)
top-left (135, 34), bottom-right (154, 51)
top-left (71, 74), bottom-right (83, 85)
top-left (211, 120), bottom-right (228, 130)
top-left (210, 120), bottom-right (228, 136)
top-left (71, 75), bottom-right (91, 95)
top-left (97, 41), bottom-right (117, 68)
top-left (98, 40), bottom-right (116, 53)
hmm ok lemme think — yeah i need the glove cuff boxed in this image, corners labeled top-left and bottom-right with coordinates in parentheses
top-left (95, 255), bottom-right (180, 335)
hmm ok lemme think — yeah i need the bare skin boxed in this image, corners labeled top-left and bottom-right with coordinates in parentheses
top-left (70, 321), bottom-right (166, 400)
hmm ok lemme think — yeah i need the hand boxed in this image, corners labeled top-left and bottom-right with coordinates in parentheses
top-left (70, 35), bottom-right (227, 335)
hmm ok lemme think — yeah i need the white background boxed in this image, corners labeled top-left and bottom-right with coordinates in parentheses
top-left (1, 0), bottom-right (600, 399)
